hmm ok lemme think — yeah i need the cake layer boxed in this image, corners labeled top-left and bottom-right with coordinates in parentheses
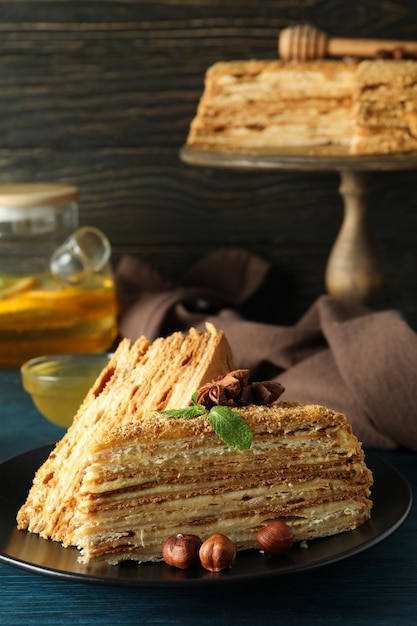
top-left (187, 60), bottom-right (356, 151)
top-left (18, 400), bottom-right (372, 564)
top-left (186, 58), bottom-right (417, 155)
top-left (351, 126), bottom-right (417, 155)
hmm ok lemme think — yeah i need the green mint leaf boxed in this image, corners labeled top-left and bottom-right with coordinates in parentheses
top-left (154, 405), bottom-right (205, 419)
top-left (207, 406), bottom-right (252, 450)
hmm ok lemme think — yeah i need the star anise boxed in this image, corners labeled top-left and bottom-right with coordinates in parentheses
top-left (195, 369), bottom-right (285, 409)
top-left (196, 369), bottom-right (250, 408)
top-left (239, 380), bottom-right (285, 405)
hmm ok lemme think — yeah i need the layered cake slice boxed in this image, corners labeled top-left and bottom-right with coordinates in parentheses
top-left (185, 58), bottom-right (417, 155)
top-left (17, 324), bottom-right (373, 565)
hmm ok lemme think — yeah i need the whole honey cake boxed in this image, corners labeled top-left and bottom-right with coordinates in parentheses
top-left (185, 59), bottom-right (417, 155)
top-left (17, 324), bottom-right (373, 565)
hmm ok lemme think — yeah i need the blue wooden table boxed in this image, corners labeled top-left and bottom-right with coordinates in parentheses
top-left (0, 368), bottom-right (416, 626)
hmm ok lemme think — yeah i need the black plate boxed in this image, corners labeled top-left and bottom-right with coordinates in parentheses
top-left (0, 446), bottom-right (412, 587)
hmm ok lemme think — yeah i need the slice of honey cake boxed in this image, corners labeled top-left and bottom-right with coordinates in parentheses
top-left (17, 325), bottom-right (373, 565)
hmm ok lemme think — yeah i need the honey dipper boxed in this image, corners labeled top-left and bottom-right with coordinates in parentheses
top-left (278, 23), bottom-right (417, 60)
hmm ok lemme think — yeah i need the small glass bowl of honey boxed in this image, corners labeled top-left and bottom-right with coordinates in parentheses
top-left (21, 352), bottom-right (112, 427)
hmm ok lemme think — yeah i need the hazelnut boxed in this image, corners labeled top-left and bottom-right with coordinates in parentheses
top-left (162, 533), bottom-right (202, 569)
top-left (199, 533), bottom-right (236, 572)
top-left (256, 521), bottom-right (294, 555)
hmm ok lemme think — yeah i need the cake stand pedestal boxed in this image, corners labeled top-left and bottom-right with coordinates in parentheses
top-left (180, 147), bottom-right (417, 305)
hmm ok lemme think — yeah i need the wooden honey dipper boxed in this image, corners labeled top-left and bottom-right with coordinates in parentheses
top-left (279, 24), bottom-right (417, 60)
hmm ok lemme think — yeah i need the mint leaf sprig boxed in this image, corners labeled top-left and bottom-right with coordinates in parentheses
top-left (154, 392), bottom-right (252, 450)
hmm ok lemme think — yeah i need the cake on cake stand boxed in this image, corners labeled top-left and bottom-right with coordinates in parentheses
top-left (180, 146), bottom-right (417, 305)
top-left (181, 25), bottom-right (417, 304)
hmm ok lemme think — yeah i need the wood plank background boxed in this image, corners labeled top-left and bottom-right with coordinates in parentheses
top-left (1, 0), bottom-right (417, 324)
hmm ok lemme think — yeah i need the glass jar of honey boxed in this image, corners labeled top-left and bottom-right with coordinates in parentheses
top-left (0, 184), bottom-right (118, 368)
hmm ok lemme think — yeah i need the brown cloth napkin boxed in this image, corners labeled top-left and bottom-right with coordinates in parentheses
top-left (116, 248), bottom-right (417, 451)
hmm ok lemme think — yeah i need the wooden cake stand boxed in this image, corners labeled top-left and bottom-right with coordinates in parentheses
top-left (180, 146), bottom-right (417, 304)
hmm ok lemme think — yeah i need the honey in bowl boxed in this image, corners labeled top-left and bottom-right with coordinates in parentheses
top-left (21, 353), bottom-right (113, 427)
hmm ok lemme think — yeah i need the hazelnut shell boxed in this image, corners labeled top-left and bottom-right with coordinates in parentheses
top-left (162, 533), bottom-right (202, 569)
top-left (199, 533), bottom-right (236, 572)
top-left (256, 521), bottom-right (294, 555)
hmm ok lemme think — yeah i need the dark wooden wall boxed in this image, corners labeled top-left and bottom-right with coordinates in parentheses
top-left (1, 1), bottom-right (417, 324)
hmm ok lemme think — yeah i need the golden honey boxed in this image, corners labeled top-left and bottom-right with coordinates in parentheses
top-left (0, 272), bottom-right (118, 368)
top-left (21, 352), bottom-right (113, 427)
top-left (0, 184), bottom-right (118, 368)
